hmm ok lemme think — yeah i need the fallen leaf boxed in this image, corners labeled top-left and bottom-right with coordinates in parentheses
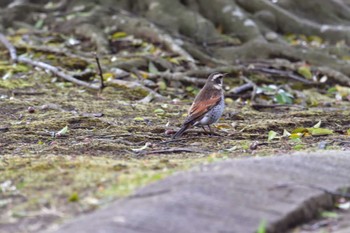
top-left (148, 62), bottom-right (159, 74)
top-left (297, 65), bottom-right (313, 79)
top-left (132, 142), bottom-right (151, 152)
top-left (111, 31), bottom-right (127, 39)
top-left (307, 128), bottom-right (333, 136)
top-left (282, 129), bottom-right (291, 137)
top-left (68, 192), bottom-right (79, 202)
top-left (154, 108), bottom-right (165, 116)
top-left (335, 85), bottom-right (350, 99)
top-left (292, 128), bottom-right (308, 134)
top-left (346, 129), bottom-right (350, 135)
top-left (55, 125), bottom-right (68, 137)
top-left (313, 121), bottom-right (321, 128)
top-left (321, 211), bottom-right (338, 219)
top-left (268, 130), bottom-right (277, 141)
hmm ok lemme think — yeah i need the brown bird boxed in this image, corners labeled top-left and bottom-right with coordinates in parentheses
top-left (172, 72), bottom-right (226, 139)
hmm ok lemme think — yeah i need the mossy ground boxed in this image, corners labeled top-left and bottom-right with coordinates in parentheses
top-left (1, 35), bottom-right (350, 233)
top-left (1, 73), bottom-right (350, 232)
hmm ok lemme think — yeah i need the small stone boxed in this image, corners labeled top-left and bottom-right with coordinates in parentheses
top-left (250, 141), bottom-right (259, 150)
top-left (165, 129), bottom-right (175, 136)
top-left (265, 32), bottom-right (278, 41)
top-left (28, 106), bottom-right (35, 113)
top-left (172, 98), bottom-right (181, 104)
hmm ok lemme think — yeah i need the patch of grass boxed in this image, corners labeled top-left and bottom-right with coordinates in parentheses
top-left (0, 155), bottom-right (205, 226)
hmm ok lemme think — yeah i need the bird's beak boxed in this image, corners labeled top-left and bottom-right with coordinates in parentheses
top-left (223, 73), bottom-right (229, 77)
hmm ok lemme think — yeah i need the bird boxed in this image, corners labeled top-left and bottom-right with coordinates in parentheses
top-left (172, 72), bottom-right (226, 139)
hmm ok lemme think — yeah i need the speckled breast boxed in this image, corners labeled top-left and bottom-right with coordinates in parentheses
top-left (197, 95), bottom-right (225, 126)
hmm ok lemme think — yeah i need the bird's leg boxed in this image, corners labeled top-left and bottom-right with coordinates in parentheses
top-left (201, 126), bottom-right (208, 134)
top-left (208, 125), bottom-right (213, 136)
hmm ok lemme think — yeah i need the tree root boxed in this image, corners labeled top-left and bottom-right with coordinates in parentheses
top-left (109, 12), bottom-right (197, 68)
top-left (214, 39), bottom-right (350, 86)
top-left (237, 0), bottom-right (350, 43)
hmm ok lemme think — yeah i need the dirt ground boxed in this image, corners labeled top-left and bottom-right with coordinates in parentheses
top-left (1, 28), bottom-right (350, 232)
top-left (1, 76), bottom-right (350, 232)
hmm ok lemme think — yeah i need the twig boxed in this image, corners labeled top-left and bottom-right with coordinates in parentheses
top-left (230, 83), bottom-right (254, 95)
top-left (95, 54), bottom-right (105, 90)
top-left (240, 75), bottom-right (258, 101)
top-left (140, 147), bottom-right (205, 155)
top-left (0, 33), bottom-right (17, 61)
top-left (18, 57), bottom-right (100, 89)
top-left (0, 32), bottom-right (100, 90)
top-left (12, 90), bottom-right (45, 96)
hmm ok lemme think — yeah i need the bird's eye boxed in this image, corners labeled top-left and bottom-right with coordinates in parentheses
top-left (214, 76), bottom-right (222, 84)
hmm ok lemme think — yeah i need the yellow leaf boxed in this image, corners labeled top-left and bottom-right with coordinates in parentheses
top-left (140, 71), bottom-right (149, 79)
top-left (292, 128), bottom-right (308, 134)
top-left (102, 72), bottom-right (114, 80)
top-left (297, 65), bottom-right (313, 79)
top-left (307, 128), bottom-right (333, 136)
top-left (216, 123), bottom-right (231, 130)
top-left (335, 85), bottom-right (350, 97)
top-left (342, 56), bottom-right (350, 61)
top-left (346, 129), bottom-right (350, 136)
top-left (111, 32), bottom-right (127, 39)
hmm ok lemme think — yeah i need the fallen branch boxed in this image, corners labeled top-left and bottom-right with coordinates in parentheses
top-left (0, 33), bottom-right (101, 90)
top-left (18, 57), bottom-right (100, 89)
top-left (14, 44), bottom-right (93, 64)
top-left (241, 58), bottom-right (350, 86)
top-left (230, 83), bottom-right (254, 95)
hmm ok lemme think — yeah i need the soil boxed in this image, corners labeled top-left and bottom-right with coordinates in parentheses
top-left (0, 3), bottom-right (350, 231)
top-left (1, 71), bottom-right (350, 232)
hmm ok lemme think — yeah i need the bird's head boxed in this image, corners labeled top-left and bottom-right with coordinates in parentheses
top-left (207, 72), bottom-right (227, 90)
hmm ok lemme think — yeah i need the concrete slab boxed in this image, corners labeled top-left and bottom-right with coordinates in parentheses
top-left (52, 151), bottom-right (350, 233)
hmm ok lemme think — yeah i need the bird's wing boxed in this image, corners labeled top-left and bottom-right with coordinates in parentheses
top-left (183, 94), bottom-right (221, 125)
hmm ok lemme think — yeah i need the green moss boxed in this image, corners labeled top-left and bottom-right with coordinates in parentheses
top-left (0, 78), bottom-right (34, 89)
top-left (0, 155), bottom-right (204, 222)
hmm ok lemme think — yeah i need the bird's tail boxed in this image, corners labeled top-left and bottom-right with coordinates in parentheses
top-left (172, 124), bottom-right (190, 139)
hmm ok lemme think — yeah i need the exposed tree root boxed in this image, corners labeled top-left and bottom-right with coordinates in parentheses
top-left (1, 0), bottom-right (350, 103)
top-left (237, 0), bottom-right (350, 43)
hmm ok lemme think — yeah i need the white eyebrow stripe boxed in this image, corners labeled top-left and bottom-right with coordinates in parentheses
top-left (212, 74), bottom-right (223, 80)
